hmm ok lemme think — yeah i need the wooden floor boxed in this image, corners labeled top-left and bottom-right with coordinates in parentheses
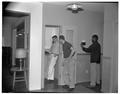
top-left (2, 65), bottom-right (101, 93)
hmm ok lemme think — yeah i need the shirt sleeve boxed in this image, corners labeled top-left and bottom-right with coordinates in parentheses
top-left (49, 43), bottom-right (53, 52)
top-left (67, 42), bottom-right (72, 49)
top-left (82, 44), bottom-right (93, 53)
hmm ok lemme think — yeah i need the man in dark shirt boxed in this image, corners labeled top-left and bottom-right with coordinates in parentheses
top-left (59, 35), bottom-right (75, 91)
top-left (81, 34), bottom-right (101, 87)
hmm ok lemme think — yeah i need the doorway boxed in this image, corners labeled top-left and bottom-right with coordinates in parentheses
top-left (44, 25), bottom-right (60, 86)
top-left (2, 9), bottom-right (30, 92)
top-left (12, 16), bottom-right (30, 89)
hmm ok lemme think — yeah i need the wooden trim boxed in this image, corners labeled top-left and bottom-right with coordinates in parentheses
top-left (102, 56), bottom-right (111, 59)
top-left (4, 10), bottom-right (30, 17)
top-left (24, 16), bottom-right (30, 89)
top-left (45, 25), bottom-right (60, 27)
top-left (77, 53), bottom-right (103, 55)
top-left (12, 29), bottom-right (17, 65)
top-left (5, 10), bottom-right (30, 15)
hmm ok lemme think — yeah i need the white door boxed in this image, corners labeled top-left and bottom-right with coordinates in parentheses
top-left (45, 26), bottom-right (59, 50)
top-left (65, 30), bottom-right (73, 45)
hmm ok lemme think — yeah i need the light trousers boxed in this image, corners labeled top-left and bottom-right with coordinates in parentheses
top-left (63, 58), bottom-right (76, 88)
top-left (58, 54), bottom-right (64, 85)
top-left (90, 63), bottom-right (100, 86)
top-left (47, 54), bottom-right (58, 80)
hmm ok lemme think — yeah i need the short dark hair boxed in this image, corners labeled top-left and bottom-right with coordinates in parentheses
top-left (92, 34), bottom-right (98, 40)
top-left (52, 35), bottom-right (57, 39)
top-left (59, 35), bottom-right (65, 40)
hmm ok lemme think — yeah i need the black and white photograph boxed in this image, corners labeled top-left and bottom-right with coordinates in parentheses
top-left (2, 0), bottom-right (118, 93)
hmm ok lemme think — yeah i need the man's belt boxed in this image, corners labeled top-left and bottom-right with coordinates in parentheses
top-left (51, 53), bottom-right (59, 56)
top-left (72, 52), bottom-right (76, 57)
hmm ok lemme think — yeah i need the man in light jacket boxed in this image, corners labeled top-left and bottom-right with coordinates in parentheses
top-left (47, 35), bottom-right (59, 81)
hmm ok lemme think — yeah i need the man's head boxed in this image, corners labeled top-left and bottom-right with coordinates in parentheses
top-left (59, 35), bottom-right (65, 44)
top-left (52, 35), bottom-right (58, 43)
top-left (92, 34), bottom-right (98, 43)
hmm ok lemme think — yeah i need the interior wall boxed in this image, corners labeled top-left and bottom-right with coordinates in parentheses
top-left (43, 4), bottom-right (104, 83)
top-left (43, 4), bottom-right (104, 53)
top-left (7, 2), bottom-right (43, 90)
top-left (2, 17), bottom-right (18, 47)
top-left (102, 3), bottom-right (118, 93)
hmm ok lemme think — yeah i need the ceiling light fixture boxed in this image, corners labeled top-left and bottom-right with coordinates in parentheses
top-left (67, 3), bottom-right (84, 13)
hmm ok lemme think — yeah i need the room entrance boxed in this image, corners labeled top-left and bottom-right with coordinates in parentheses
top-left (44, 25), bottom-right (60, 83)
top-left (2, 9), bottom-right (30, 92)
top-left (12, 15), bottom-right (30, 89)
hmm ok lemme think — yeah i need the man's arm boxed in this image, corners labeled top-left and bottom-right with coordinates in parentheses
top-left (81, 45), bottom-right (92, 53)
top-left (48, 43), bottom-right (53, 54)
top-left (69, 47), bottom-right (75, 58)
top-left (64, 46), bottom-right (74, 63)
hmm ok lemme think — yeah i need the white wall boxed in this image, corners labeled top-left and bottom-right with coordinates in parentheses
top-left (102, 3), bottom-right (118, 93)
top-left (43, 4), bottom-right (104, 53)
top-left (7, 3), bottom-right (43, 90)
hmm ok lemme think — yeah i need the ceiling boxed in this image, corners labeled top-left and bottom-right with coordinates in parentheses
top-left (3, 2), bottom-right (117, 16)
top-left (43, 2), bottom-right (106, 13)
top-left (2, 2), bottom-right (29, 17)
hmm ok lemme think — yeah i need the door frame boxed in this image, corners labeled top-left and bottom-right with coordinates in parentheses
top-left (11, 13), bottom-right (30, 89)
top-left (42, 25), bottom-right (61, 88)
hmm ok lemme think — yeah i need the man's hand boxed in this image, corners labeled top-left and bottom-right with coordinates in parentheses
top-left (53, 54), bottom-right (58, 57)
top-left (81, 43), bottom-right (84, 48)
top-left (46, 49), bottom-right (51, 54)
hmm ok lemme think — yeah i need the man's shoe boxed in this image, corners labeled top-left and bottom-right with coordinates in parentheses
top-left (62, 85), bottom-right (69, 89)
top-left (96, 83), bottom-right (100, 86)
top-left (87, 84), bottom-right (96, 88)
top-left (68, 88), bottom-right (74, 91)
top-left (47, 80), bottom-right (54, 83)
top-left (89, 83), bottom-right (96, 88)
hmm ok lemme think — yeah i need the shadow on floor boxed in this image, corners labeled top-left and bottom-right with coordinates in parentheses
top-left (78, 82), bottom-right (102, 93)
top-left (2, 65), bottom-right (101, 93)
top-left (37, 79), bottom-right (101, 93)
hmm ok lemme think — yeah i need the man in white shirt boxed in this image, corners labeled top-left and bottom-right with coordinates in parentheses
top-left (47, 35), bottom-right (59, 80)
